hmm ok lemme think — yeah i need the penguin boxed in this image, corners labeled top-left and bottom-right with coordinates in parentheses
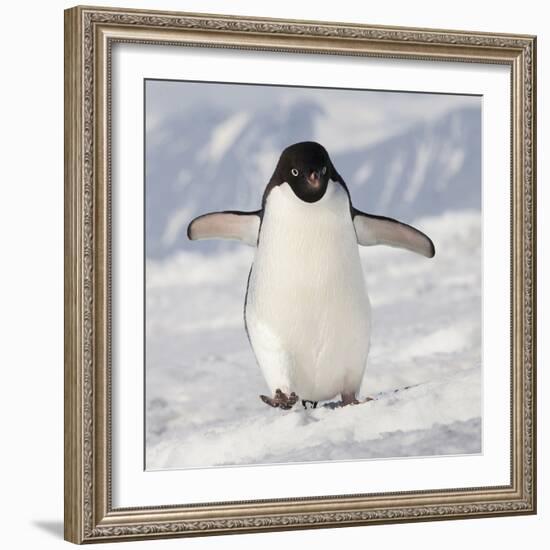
top-left (187, 141), bottom-right (435, 410)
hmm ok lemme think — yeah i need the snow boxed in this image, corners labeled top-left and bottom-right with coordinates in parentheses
top-left (146, 81), bottom-right (477, 155)
top-left (352, 161), bottom-right (373, 187)
top-left (160, 206), bottom-right (194, 249)
top-left (377, 153), bottom-right (405, 211)
top-left (199, 111), bottom-right (250, 163)
top-left (145, 209), bottom-right (481, 470)
top-left (404, 138), bottom-right (433, 203)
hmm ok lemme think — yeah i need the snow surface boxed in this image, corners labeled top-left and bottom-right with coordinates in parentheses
top-left (145, 209), bottom-right (481, 470)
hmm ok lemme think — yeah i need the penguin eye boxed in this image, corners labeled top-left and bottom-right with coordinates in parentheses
top-left (291, 168), bottom-right (299, 177)
top-left (321, 166), bottom-right (327, 175)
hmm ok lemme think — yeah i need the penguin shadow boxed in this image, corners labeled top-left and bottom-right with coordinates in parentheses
top-left (266, 400), bottom-right (325, 424)
top-left (302, 383), bottom-right (423, 412)
top-left (294, 399), bottom-right (356, 423)
top-left (259, 383), bottom-right (423, 421)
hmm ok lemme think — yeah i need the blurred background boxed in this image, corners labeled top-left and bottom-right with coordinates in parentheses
top-left (145, 80), bottom-right (482, 470)
top-left (145, 80), bottom-right (480, 258)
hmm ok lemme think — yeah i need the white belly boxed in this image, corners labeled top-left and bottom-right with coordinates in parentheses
top-left (245, 181), bottom-right (371, 402)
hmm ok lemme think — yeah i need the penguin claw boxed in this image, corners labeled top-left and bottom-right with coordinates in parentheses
top-left (321, 396), bottom-right (374, 409)
top-left (260, 389), bottom-right (299, 410)
top-left (341, 392), bottom-right (362, 406)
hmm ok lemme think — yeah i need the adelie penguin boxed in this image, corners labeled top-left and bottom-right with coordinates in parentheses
top-left (187, 141), bottom-right (435, 410)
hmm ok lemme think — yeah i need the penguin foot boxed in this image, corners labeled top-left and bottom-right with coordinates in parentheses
top-left (260, 389), bottom-right (299, 410)
top-left (322, 395), bottom-right (374, 409)
top-left (341, 392), bottom-right (361, 406)
top-left (301, 400), bottom-right (318, 409)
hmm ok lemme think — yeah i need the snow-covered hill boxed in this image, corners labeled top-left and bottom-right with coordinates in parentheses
top-left (145, 209), bottom-right (481, 470)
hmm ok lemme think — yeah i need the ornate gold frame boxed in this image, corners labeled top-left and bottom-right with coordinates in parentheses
top-left (64, 5), bottom-right (537, 544)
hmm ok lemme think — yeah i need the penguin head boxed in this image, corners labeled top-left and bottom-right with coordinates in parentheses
top-left (269, 141), bottom-right (337, 204)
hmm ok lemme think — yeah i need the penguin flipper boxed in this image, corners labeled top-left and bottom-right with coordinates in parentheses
top-left (352, 208), bottom-right (435, 258)
top-left (187, 210), bottom-right (261, 246)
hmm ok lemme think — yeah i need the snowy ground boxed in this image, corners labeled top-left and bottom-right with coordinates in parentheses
top-left (145, 209), bottom-right (481, 470)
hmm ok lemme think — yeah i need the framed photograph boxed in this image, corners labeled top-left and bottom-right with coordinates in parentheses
top-left (64, 5), bottom-right (537, 544)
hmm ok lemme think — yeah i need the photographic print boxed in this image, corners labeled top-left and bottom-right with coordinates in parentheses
top-left (65, 7), bottom-right (536, 542)
top-left (145, 80), bottom-right (482, 470)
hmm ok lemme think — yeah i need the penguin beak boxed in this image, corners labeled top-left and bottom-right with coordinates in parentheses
top-left (306, 169), bottom-right (321, 188)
